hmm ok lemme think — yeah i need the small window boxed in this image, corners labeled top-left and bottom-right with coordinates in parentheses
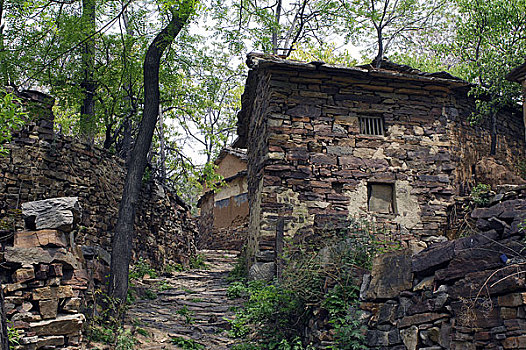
top-left (368, 183), bottom-right (395, 214)
top-left (359, 116), bottom-right (384, 136)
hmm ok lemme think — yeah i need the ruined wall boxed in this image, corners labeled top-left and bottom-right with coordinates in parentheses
top-left (197, 151), bottom-right (249, 251)
top-left (0, 90), bottom-right (197, 267)
top-left (360, 188), bottom-right (526, 349)
top-left (241, 62), bottom-right (525, 263)
top-left (2, 199), bottom-right (89, 349)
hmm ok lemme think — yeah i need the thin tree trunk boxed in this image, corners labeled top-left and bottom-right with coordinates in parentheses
top-left (158, 105), bottom-right (166, 183)
top-left (272, 0), bottom-right (282, 54)
top-left (0, 285), bottom-right (9, 350)
top-left (80, 0), bottom-right (96, 142)
top-left (375, 27), bottom-right (384, 68)
top-left (0, 0), bottom-right (6, 86)
top-left (108, 1), bottom-right (194, 303)
top-left (121, 116), bottom-right (132, 163)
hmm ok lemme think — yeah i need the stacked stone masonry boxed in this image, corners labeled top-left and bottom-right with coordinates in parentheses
top-left (360, 186), bottom-right (526, 349)
top-left (235, 54), bottom-right (526, 264)
top-left (2, 198), bottom-right (88, 349)
top-left (0, 90), bottom-right (197, 268)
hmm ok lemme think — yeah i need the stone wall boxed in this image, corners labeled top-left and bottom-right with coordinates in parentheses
top-left (0, 90), bottom-right (197, 268)
top-left (2, 198), bottom-right (89, 349)
top-left (236, 55), bottom-right (526, 265)
top-left (360, 186), bottom-right (526, 349)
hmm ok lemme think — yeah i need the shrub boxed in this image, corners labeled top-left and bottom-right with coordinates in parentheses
top-left (229, 218), bottom-right (395, 348)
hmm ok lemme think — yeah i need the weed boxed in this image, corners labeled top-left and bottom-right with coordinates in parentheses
top-left (182, 287), bottom-right (196, 294)
top-left (227, 281), bottom-right (249, 299)
top-left (136, 327), bottom-right (149, 337)
top-left (176, 306), bottom-right (195, 324)
top-left (190, 297), bottom-right (204, 302)
top-left (470, 183), bottom-right (492, 207)
top-left (158, 280), bottom-right (172, 291)
top-left (228, 218), bottom-right (389, 348)
top-left (171, 336), bottom-right (205, 349)
top-left (7, 321), bottom-right (21, 349)
top-left (143, 289), bottom-right (158, 300)
top-left (227, 253), bottom-right (248, 282)
top-left (189, 254), bottom-right (208, 270)
top-left (164, 263), bottom-right (184, 274)
top-left (89, 325), bottom-right (115, 343)
top-left (85, 289), bottom-right (130, 347)
top-left (129, 257), bottom-right (158, 280)
top-left (115, 328), bottom-right (136, 350)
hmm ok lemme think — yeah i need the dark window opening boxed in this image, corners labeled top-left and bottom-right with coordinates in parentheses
top-left (332, 182), bottom-right (344, 194)
top-left (359, 116), bottom-right (384, 136)
top-left (368, 183), bottom-right (396, 214)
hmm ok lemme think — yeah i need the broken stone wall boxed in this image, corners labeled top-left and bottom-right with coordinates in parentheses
top-left (0, 90), bottom-right (197, 268)
top-left (239, 60), bottom-right (525, 266)
top-left (2, 198), bottom-right (88, 349)
top-left (360, 187), bottom-right (526, 349)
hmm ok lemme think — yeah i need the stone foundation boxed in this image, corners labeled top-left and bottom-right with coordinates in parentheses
top-left (361, 187), bottom-right (526, 349)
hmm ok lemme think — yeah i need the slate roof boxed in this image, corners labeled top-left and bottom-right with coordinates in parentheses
top-left (234, 52), bottom-right (471, 148)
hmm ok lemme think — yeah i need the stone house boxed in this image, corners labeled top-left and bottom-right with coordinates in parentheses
top-left (198, 147), bottom-right (249, 250)
top-left (234, 53), bottom-right (526, 271)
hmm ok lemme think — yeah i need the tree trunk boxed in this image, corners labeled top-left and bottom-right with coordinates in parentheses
top-left (108, 1), bottom-right (195, 303)
top-left (272, 0), bottom-right (282, 54)
top-left (0, 0), bottom-right (8, 86)
top-left (80, 0), bottom-right (96, 142)
top-left (158, 105), bottom-right (166, 183)
top-left (375, 27), bottom-right (384, 68)
top-left (0, 285), bottom-right (9, 350)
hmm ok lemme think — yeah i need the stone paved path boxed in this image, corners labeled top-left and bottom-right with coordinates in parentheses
top-left (125, 250), bottom-right (242, 349)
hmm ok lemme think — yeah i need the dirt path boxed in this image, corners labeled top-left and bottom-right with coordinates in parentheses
top-left (125, 250), bottom-right (241, 349)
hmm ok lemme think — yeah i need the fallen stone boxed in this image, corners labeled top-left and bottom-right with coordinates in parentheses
top-left (412, 241), bottom-right (454, 274)
top-left (61, 298), bottom-right (81, 313)
top-left (398, 313), bottom-right (449, 329)
top-left (32, 286), bottom-right (74, 301)
top-left (498, 293), bottom-right (526, 307)
top-left (14, 230), bottom-right (68, 248)
top-left (36, 335), bottom-right (65, 348)
top-left (5, 282), bottom-right (26, 293)
top-left (365, 250), bottom-right (412, 299)
top-left (81, 245), bottom-right (111, 265)
top-left (39, 299), bottom-right (58, 319)
top-left (29, 313), bottom-right (85, 336)
top-left (20, 336), bottom-right (38, 345)
top-left (248, 262), bottom-right (275, 281)
top-left (12, 267), bottom-right (35, 283)
top-left (400, 325), bottom-right (418, 350)
top-left (4, 247), bottom-right (82, 269)
top-left (22, 197), bottom-right (81, 231)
